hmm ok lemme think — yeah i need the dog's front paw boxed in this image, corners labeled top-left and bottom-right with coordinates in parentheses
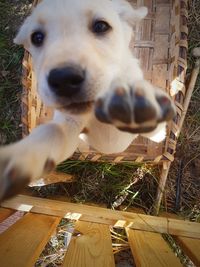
top-left (95, 81), bottom-right (175, 134)
top-left (0, 146), bottom-right (55, 201)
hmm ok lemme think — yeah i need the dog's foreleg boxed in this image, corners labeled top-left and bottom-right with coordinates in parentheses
top-left (0, 111), bottom-right (86, 200)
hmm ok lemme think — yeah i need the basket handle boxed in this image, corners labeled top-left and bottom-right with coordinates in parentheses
top-left (178, 47), bottom-right (200, 134)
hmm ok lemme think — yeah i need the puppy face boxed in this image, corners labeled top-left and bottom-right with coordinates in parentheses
top-left (15, 0), bottom-right (147, 113)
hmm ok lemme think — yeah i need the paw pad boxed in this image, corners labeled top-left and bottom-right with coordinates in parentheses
top-left (95, 83), bottom-right (176, 134)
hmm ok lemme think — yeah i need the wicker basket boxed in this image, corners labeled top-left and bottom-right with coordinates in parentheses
top-left (21, 0), bottom-right (195, 212)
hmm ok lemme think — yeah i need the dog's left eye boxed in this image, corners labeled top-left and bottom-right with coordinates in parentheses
top-left (92, 20), bottom-right (111, 34)
top-left (31, 31), bottom-right (45, 47)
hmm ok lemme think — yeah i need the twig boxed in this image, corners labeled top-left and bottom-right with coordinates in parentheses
top-left (175, 160), bottom-right (184, 211)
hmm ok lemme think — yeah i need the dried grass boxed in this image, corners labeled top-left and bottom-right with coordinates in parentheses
top-left (166, 0), bottom-right (200, 218)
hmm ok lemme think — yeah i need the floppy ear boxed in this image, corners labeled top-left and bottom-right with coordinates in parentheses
top-left (113, 0), bottom-right (148, 25)
top-left (14, 16), bottom-right (32, 49)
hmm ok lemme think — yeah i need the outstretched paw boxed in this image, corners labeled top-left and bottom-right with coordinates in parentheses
top-left (95, 81), bottom-right (175, 134)
top-left (0, 147), bottom-right (56, 202)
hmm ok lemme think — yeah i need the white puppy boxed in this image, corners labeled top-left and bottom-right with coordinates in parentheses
top-left (0, 0), bottom-right (175, 200)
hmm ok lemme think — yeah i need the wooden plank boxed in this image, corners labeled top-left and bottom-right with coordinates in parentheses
top-left (126, 229), bottom-right (182, 267)
top-left (161, 212), bottom-right (200, 265)
top-left (175, 236), bottom-right (200, 266)
top-left (62, 221), bottom-right (115, 267)
top-left (0, 208), bottom-right (14, 223)
top-left (0, 213), bottom-right (60, 267)
top-left (29, 171), bottom-right (74, 186)
top-left (2, 195), bottom-right (200, 239)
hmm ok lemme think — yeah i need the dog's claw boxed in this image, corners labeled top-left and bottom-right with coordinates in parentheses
top-left (0, 167), bottom-right (30, 202)
top-left (95, 99), bottom-right (111, 124)
top-left (44, 158), bottom-right (56, 174)
top-left (157, 96), bottom-right (176, 122)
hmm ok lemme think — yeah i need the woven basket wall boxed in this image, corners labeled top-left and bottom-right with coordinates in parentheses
top-left (21, 0), bottom-right (188, 164)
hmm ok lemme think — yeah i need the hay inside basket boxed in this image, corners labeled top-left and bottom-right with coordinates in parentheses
top-left (21, 0), bottom-right (191, 212)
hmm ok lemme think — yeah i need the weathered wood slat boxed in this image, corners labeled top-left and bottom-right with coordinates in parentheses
top-left (2, 195), bottom-right (200, 239)
top-left (175, 236), bottom-right (200, 266)
top-left (0, 208), bottom-right (14, 223)
top-left (29, 171), bottom-right (74, 186)
top-left (126, 229), bottom-right (182, 267)
top-left (0, 213), bottom-right (60, 267)
top-left (62, 221), bottom-right (115, 267)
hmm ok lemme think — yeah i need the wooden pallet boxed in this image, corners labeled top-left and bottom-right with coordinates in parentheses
top-left (0, 195), bottom-right (199, 267)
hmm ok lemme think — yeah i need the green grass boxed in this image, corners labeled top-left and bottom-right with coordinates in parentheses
top-left (57, 161), bottom-right (144, 205)
top-left (0, 0), bottom-right (30, 144)
top-left (31, 160), bottom-right (159, 212)
top-left (0, 3), bottom-right (21, 143)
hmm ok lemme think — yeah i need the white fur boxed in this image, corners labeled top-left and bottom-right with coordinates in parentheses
top-left (0, 0), bottom-right (171, 186)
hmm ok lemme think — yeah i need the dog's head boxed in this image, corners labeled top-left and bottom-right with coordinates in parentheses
top-left (15, 0), bottom-right (147, 113)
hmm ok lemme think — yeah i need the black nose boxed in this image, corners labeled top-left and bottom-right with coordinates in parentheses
top-left (48, 66), bottom-right (85, 97)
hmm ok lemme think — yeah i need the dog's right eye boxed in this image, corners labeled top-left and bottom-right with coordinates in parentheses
top-left (31, 31), bottom-right (45, 47)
